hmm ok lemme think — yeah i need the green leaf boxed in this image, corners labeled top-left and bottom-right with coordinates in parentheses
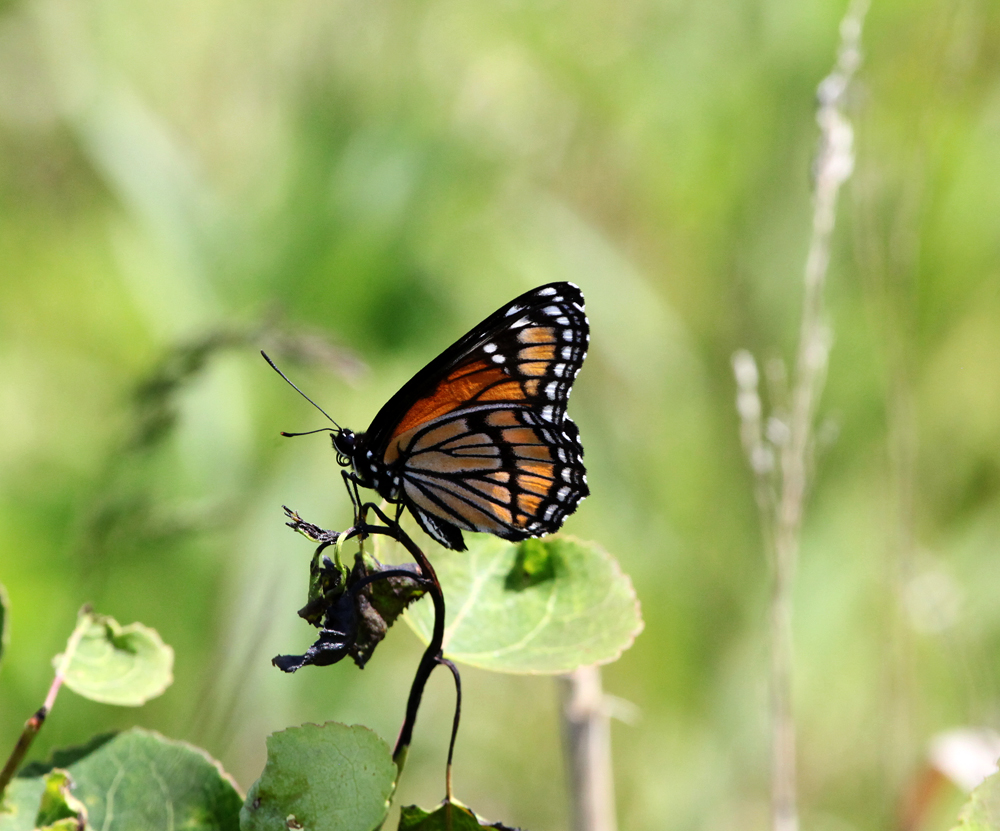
top-left (0, 583), bottom-right (8, 671)
top-left (951, 769), bottom-right (1000, 830)
top-left (54, 612), bottom-right (173, 705)
top-left (0, 775), bottom-right (44, 830)
top-left (398, 802), bottom-right (522, 830)
top-left (33, 769), bottom-right (87, 830)
top-left (402, 536), bottom-right (643, 674)
top-left (398, 802), bottom-right (481, 830)
top-left (241, 722), bottom-right (397, 831)
top-left (0, 728), bottom-right (241, 831)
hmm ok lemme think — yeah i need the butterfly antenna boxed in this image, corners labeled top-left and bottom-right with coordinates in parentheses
top-left (260, 350), bottom-right (342, 431)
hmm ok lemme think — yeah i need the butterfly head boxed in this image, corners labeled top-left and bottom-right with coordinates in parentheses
top-left (331, 428), bottom-right (358, 468)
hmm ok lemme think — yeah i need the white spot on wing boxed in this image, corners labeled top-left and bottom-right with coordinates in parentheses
top-left (505, 304), bottom-right (523, 317)
top-left (541, 405), bottom-right (555, 422)
top-left (538, 287), bottom-right (556, 296)
top-left (482, 343), bottom-right (497, 354)
top-left (555, 316), bottom-right (570, 325)
top-left (543, 306), bottom-right (561, 316)
top-left (491, 354), bottom-right (506, 363)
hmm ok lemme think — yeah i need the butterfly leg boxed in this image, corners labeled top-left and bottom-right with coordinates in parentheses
top-left (340, 469), bottom-right (366, 526)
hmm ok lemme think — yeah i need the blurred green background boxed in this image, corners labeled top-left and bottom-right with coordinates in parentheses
top-left (2, 0), bottom-right (1000, 828)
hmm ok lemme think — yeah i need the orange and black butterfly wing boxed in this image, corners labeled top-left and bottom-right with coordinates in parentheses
top-left (395, 404), bottom-right (588, 551)
top-left (361, 282), bottom-right (589, 551)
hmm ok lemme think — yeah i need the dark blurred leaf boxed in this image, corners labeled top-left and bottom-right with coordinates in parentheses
top-left (18, 735), bottom-right (116, 778)
top-left (0, 728), bottom-right (241, 831)
top-left (55, 611), bottom-right (173, 706)
top-left (130, 328), bottom-right (257, 450)
top-left (241, 723), bottom-right (396, 831)
top-left (403, 536), bottom-right (642, 674)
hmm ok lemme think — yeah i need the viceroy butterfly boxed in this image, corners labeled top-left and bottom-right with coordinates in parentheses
top-left (279, 282), bottom-right (589, 552)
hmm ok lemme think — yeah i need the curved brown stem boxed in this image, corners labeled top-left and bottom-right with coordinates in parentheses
top-left (437, 657), bottom-right (462, 802)
top-left (356, 512), bottom-right (447, 771)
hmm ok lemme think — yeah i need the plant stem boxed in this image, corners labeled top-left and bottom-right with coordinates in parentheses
top-left (437, 657), bottom-right (462, 802)
top-left (359, 518), bottom-right (447, 770)
top-left (0, 608), bottom-right (94, 799)
top-left (734, 4), bottom-right (868, 829)
top-left (560, 666), bottom-right (617, 831)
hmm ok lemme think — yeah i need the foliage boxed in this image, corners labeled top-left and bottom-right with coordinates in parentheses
top-left (1, 729), bottom-right (241, 831)
top-left (401, 536), bottom-right (642, 673)
top-left (951, 771), bottom-right (1000, 831)
top-left (55, 611), bottom-right (173, 707)
top-left (399, 801), bottom-right (521, 830)
top-left (242, 722), bottom-right (398, 831)
top-left (2, 0), bottom-right (1000, 828)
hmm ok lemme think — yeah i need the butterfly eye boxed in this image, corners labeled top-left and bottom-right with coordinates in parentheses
top-left (331, 429), bottom-right (356, 467)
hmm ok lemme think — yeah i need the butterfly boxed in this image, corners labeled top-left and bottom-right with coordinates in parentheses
top-left (277, 282), bottom-right (589, 552)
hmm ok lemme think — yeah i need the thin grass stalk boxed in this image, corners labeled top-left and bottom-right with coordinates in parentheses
top-left (734, 3), bottom-right (869, 829)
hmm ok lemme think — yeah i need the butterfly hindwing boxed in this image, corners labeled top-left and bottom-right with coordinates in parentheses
top-left (396, 405), bottom-right (588, 549)
top-left (356, 282), bottom-right (589, 551)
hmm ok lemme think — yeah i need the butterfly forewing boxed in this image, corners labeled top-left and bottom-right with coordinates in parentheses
top-left (358, 283), bottom-right (589, 551)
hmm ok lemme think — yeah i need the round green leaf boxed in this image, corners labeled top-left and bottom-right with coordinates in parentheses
top-left (402, 536), bottom-right (643, 674)
top-left (0, 728), bottom-right (241, 831)
top-left (952, 769), bottom-right (1000, 830)
top-left (54, 613), bottom-right (173, 705)
top-left (241, 722), bottom-right (397, 831)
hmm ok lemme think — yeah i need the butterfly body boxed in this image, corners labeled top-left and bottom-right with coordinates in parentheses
top-left (333, 282), bottom-right (590, 552)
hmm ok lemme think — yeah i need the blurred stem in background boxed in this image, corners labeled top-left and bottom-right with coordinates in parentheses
top-left (733, 2), bottom-right (869, 830)
top-left (560, 666), bottom-right (640, 831)
top-left (561, 667), bottom-right (617, 831)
